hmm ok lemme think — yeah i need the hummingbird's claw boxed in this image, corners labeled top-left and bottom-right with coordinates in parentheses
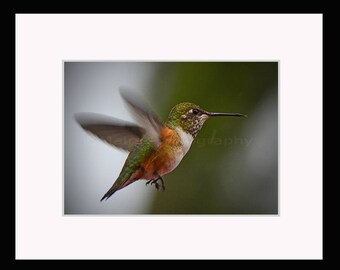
top-left (158, 177), bottom-right (165, 191)
top-left (145, 180), bottom-right (152, 186)
top-left (146, 176), bottom-right (165, 191)
top-left (154, 182), bottom-right (160, 190)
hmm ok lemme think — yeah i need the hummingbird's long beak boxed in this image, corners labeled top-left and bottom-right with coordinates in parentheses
top-left (205, 112), bottom-right (247, 117)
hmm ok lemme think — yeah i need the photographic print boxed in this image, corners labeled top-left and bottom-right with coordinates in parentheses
top-left (64, 62), bottom-right (278, 214)
top-left (17, 14), bottom-right (322, 260)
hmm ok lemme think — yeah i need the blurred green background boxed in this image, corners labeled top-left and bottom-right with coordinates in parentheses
top-left (147, 62), bottom-right (278, 214)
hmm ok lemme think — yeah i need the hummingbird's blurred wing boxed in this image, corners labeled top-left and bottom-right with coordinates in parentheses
top-left (120, 88), bottom-right (163, 147)
top-left (75, 113), bottom-right (145, 152)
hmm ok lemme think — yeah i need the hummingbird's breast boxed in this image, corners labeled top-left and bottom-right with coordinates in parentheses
top-left (140, 126), bottom-right (194, 179)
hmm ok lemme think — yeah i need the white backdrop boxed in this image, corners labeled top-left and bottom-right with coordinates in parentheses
top-left (16, 14), bottom-right (322, 259)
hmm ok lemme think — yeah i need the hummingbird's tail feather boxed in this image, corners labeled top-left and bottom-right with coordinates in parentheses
top-left (100, 173), bottom-right (139, 201)
top-left (100, 139), bottom-right (152, 201)
top-left (100, 185), bottom-right (119, 201)
top-left (100, 184), bottom-right (120, 201)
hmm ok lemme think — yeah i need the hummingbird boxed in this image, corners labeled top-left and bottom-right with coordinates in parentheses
top-left (76, 90), bottom-right (246, 201)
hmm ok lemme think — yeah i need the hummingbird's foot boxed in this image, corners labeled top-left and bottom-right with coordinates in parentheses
top-left (152, 181), bottom-right (160, 190)
top-left (145, 180), bottom-right (152, 186)
top-left (146, 179), bottom-right (159, 189)
top-left (157, 176), bottom-right (165, 191)
top-left (147, 176), bottom-right (165, 191)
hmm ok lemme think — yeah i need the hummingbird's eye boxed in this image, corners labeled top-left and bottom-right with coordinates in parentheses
top-left (191, 109), bottom-right (199, 115)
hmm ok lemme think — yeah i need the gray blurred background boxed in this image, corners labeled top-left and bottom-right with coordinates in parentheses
top-left (64, 62), bottom-right (278, 214)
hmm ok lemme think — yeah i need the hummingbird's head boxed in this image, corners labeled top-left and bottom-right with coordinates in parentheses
top-left (167, 103), bottom-right (208, 138)
top-left (167, 102), bottom-right (247, 138)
